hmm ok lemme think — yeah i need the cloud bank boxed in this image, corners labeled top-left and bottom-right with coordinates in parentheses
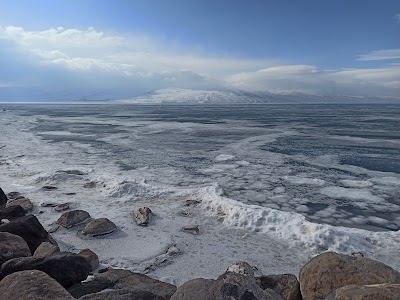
top-left (0, 26), bottom-right (399, 100)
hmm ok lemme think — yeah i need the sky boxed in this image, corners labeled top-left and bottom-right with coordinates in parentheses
top-left (0, 0), bottom-right (399, 101)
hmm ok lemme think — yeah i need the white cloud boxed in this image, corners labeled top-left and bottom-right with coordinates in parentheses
top-left (0, 25), bottom-right (399, 98)
top-left (358, 49), bottom-right (400, 61)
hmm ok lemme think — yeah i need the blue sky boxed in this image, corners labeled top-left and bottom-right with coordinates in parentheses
top-left (0, 0), bottom-right (399, 100)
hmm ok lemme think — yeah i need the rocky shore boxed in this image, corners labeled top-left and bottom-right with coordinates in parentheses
top-left (1, 186), bottom-right (400, 299)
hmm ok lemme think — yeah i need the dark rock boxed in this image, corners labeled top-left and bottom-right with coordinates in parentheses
top-left (41, 201), bottom-right (58, 207)
top-left (57, 209), bottom-right (91, 228)
top-left (0, 215), bottom-right (52, 253)
top-left (299, 251), bottom-right (400, 300)
top-left (134, 207), bottom-right (153, 226)
top-left (33, 242), bottom-right (60, 257)
top-left (0, 232), bottom-right (31, 265)
top-left (182, 224), bottom-right (200, 235)
top-left (79, 248), bottom-right (100, 271)
top-left (6, 191), bottom-right (21, 200)
top-left (7, 197), bottom-right (33, 213)
top-left (256, 274), bottom-right (301, 300)
top-left (65, 192), bottom-right (76, 195)
top-left (0, 252), bottom-right (91, 288)
top-left (0, 270), bottom-right (75, 299)
top-left (58, 169), bottom-right (86, 175)
top-left (42, 185), bottom-right (58, 190)
top-left (185, 199), bottom-right (201, 206)
top-left (54, 202), bottom-right (69, 212)
top-left (81, 218), bottom-right (117, 237)
top-left (80, 289), bottom-right (166, 300)
top-left (171, 261), bottom-right (282, 300)
top-left (325, 283), bottom-right (400, 300)
top-left (0, 205), bottom-right (26, 220)
top-left (84, 181), bottom-right (96, 188)
top-left (68, 277), bottom-right (111, 298)
top-left (0, 187), bottom-right (8, 209)
top-left (97, 268), bottom-right (177, 299)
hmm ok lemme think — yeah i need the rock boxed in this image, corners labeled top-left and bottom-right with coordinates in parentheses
top-left (84, 181), bottom-right (96, 188)
top-left (0, 205), bottom-right (26, 220)
top-left (97, 268), bottom-right (177, 299)
top-left (256, 274), bottom-right (301, 300)
top-left (0, 232), bottom-right (31, 265)
top-left (58, 169), bottom-right (86, 175)
top-left (65, 192), bottom-right (76, 195)
top-left (134, 207), bottom-right (152, 226)
top-left (299, 251), bottom-right (400, 300)
top-left (0, 252), bottom-right (91, 288)
top-left (42, 185), bottom-right (58, 190)
top-left (33, 242), bottom-right (60, 257)
top-left (81, 218), bottom-right (117, 237)
top-left (68, 277), bottom-right (111, 298)
top-left (48, 224), bottom-right (60, 233)
top-left (41, 201), bottom-right (58, 207)
top-left (0, 215), bottom-right (52, 253)
top-left (0, 270), bottom-right (75, 300)
top-left (325, 283), bottom-right (400, 300)
top-left (171, 261), bottom-right (283, 300)
top-left (1, 219), bottom-right (10, 224)
top-left (182, 224), bottom-right (200, 235)
top-left (170, 278), bottom-right (215, 300)
top-left (80, 289), bottom-right (167, 299)
top-left (54, 202), bottom-right (69, 212)
top-left (79, 249), bottom-right (99, 271)
top-left (6, 191), bottom-right (22, 200)
top-left (0, 187), bottom-right (8, 209)
top-left (185, 199), bottom-right (201, 206)
top-left (7, 197), bottom-right (33, 213)
top-left (57, 209), bottom-right (91, 228)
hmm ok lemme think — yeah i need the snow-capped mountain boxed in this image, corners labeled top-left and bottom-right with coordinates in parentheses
top-left (120, 88), bottom-right (400, 104)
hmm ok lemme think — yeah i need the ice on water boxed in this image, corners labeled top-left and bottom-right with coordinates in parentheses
top-left (1, 103), bottom-right (400, 281)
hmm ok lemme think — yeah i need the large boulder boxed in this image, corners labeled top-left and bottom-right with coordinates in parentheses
top-left (0, 252), bottom-right (91, 288)
top-left (256, 274), bottom-right (301, 300)
top-left (68, 277), bottom-right (111, 298)
top-left (33, 242), bottom-right (60, 257)
top-left (299, 252), bottom-right (400, 300)
top-left (57, 209), bottom-right (91, 228)
top-left (0, 215), bottom-right (52, 253)
top-left (79, 289), bottom-right (167, 299)
top-left (79, 248), bottom-right (100, 271)
top-left (0, 270), bottom-right (74, 300)
top-left (6, 197), bottom-right (33, 213)
top-left (81, 218), bottom-right (117, 237)
top-left (0, 205), bottom-right (26, 220)
top-left (171, 261), bottom-right (283, 300)
top-left (325, 283), bottom-right (400, 300)
top-left (0, 187), bottom-right (8, 209)
top-left (0, 232), bottom-right (31, 266)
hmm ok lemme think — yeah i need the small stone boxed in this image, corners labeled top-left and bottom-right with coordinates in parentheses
top-left (57, 210), bottom-right (91, 228)
top-left (84, 182), bottom-right (96, 188)
top-left (54, 203), bottom-right (69, 212)
top-left (185, 199), bottom-right (201, 206)
top-left (65, 192), bottom-right (76, 195)
top-left (41, 201), bottom-right (58, 207)
top-left (351, 251), bottom-right (365, 258)
top-left (7, 197), bottom-right (33, 213)
top-left (78, 249), bottom-right (99, 271)
top-left (134, 207), bottom-right (153, 226)
top-left (33, 242), bottom-right (60, 257)
top-left (81, 218), bottom-right (117, 237)
top-left (6, 191), bottom-right (22, 201)
top-left (42, 185), bottom-right (58, 190)
top-left (182, 225), bottom-right (200, 235)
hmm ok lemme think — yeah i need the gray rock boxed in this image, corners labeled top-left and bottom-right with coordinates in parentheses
top-left (84, 181), bottom-right (97, 188)
top-left (79, 248), bottom-right (99, 271)
top-left (134, 207), bottom-right (153, 226)
top-left (6, 191), bottom-right (21, 201)
top-left (68, 276), bottom-right (111, 298)
top-left (256, 274), bottom-right (301, 300)
top-left (0, 252), bottom-right (91, 288)
top-left (81, 218), bottom-right (117, 237)
top-left (325, 283), bottom-right (400, 300)
top-left (54, 202), bottom-right (69, 212)
top-left (0, 270), bottom-right (75, 300)
top-left (42, 185), bottom-right (58, 190)
top-left (0, 232), bottom-right (31, 265)
top-left (41, 201), bottom-right (58, 207)
top-left (171, 261), bottom-right (283, 300)
top-left (0, 215), bottom-right (53, 253)
top-left (299, 251), bottom-right (400, 300)
top-left (80, 289), bottom-right (167, 300)
top-left (33, 242), bottom-right (60, 257)
top-left (7, 197), bottom-right (33, 213)
top-left (182, 224), bottom-right (200, 235)
top-left (57, 209), bottom-right (91, 228)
